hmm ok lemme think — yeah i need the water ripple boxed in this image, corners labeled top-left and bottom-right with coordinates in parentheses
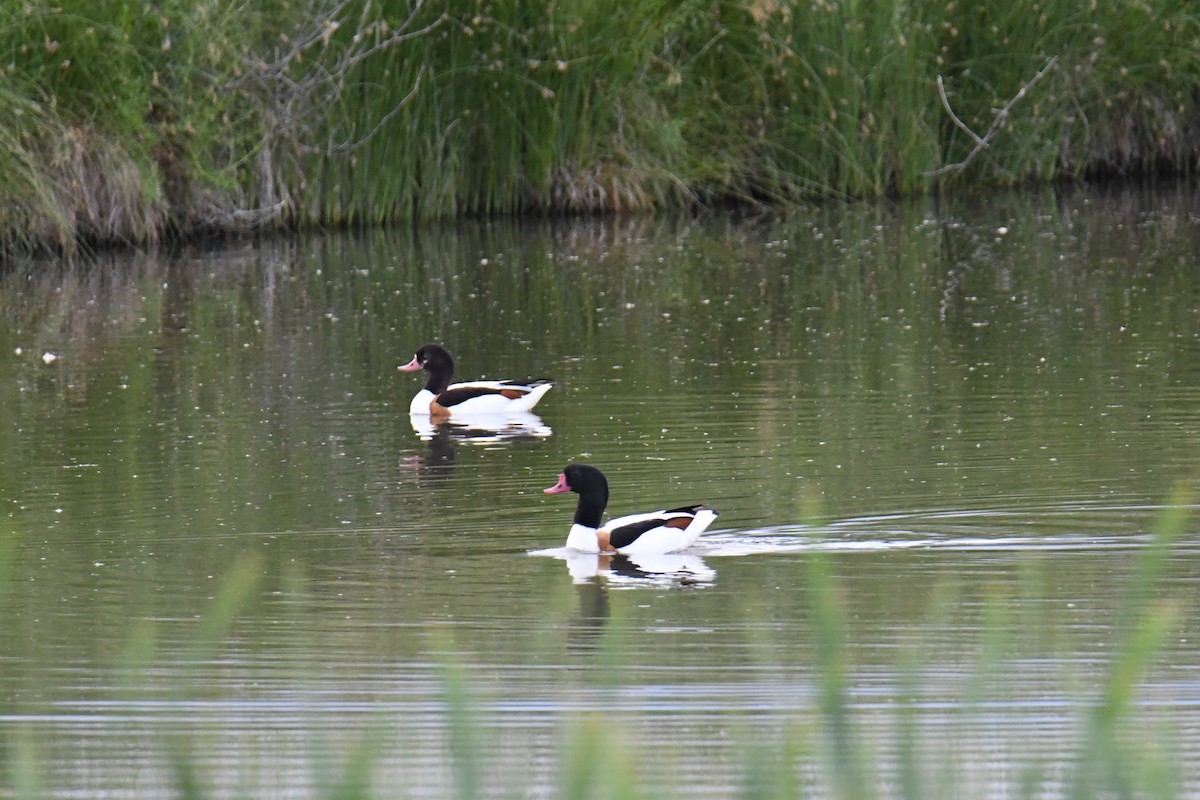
top-left (694, 502), bottom-right (1199, 556)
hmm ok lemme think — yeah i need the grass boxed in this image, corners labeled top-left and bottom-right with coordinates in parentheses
top-left (0, 0), bottom-right (1198, 253)
top-left (1067, 485), bottom-right (1192, 800)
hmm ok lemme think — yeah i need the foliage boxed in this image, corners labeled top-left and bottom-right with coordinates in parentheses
top-left (0, 0), bottom-right (1198, 251)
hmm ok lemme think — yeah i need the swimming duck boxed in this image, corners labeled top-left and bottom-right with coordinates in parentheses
top-left (399, 343), bottom-right (553, 417)
top-left (544, 463), bottom-right (717, 554)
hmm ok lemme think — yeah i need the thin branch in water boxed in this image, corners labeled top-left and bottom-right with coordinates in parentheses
top-left (925, 55), bottom-right (1058, 178)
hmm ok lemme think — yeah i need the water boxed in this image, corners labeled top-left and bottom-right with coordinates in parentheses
top-left (2, 185), bottom-right (1199, 797)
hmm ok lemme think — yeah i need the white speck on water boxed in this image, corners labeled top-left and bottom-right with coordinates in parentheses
top-left (42, 352), bottom-right (58, 364)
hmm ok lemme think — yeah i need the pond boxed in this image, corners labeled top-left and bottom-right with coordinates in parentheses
top-left (1, 185), bottom-right (1199, 798)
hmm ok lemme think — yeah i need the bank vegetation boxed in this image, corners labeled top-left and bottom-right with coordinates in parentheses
top-left (1, 0), bottom-right (1197, 254)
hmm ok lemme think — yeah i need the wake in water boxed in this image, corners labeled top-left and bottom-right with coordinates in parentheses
top-left (530, 501), bottom-right (1193, 585)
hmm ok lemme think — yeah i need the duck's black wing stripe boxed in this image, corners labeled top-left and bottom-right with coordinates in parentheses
top-left (608, 518), bottom-right (665, 550)
top-left (436, 386), bottom-right (503, 407)
top-left (497, 378), bottom-right (553, 387)
top-left (665, 504), bottom-right (706, 515)
top-left (608, 514), bottom-right (694, 549)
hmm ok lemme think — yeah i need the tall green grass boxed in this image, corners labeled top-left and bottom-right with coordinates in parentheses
top-left (1, 0), bottom-right (1198, 252)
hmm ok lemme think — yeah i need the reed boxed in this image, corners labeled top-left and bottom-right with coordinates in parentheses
top-left (437, 650), bottom-right (486, 800)
top-left (2, 0), bottom-right (1198, 250)
top-left (0, 525), bottom-right (39, 800)
top-left (1067, 485), bottom-right (1193, 800)
top-left (3, 501), bottom-right (1193, 799)
top-left (806, 553), bottom-right (869, 800)
top-left (3, 729), bottom-right (43, 800)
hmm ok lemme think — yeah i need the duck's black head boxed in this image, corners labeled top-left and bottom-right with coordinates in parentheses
top-left (399, 343), bottom-right (455, 392)
top-left (544, 463), bottom-right (609, 527)
top-left (411, 343), bottom-right (455, 373)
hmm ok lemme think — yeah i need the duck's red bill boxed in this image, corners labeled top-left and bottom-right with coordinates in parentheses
top-left (544, 473), bottom-right (571, 494)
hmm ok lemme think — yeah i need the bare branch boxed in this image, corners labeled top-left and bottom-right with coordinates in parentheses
top-left (925, 56), bottom-right (1059, 178)
top-left (304, 64), bottom-right (427, 156)
top-left (216, 0), bottom-right (444, 224)
top-left (329, 6), bottom-right (445, 76)
top-left (229, 0), bottom-right (444, 151)
top-left (936, 75), bottom-right (984, 146)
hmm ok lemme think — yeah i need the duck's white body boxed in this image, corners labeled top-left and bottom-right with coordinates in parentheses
top-left (546, 464), bottom-right (718, 555)
top-left (564, 508), bottom-right (718, 554)
top-left (400, 344), bottom-right (553, 417)
top-left (407, 381), bottom-right (554, 416)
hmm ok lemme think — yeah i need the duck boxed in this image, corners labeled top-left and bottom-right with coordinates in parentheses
top-left (399, 343), bottom-right (553, 417)
top-left (543, 463), bottom-right (717, 554)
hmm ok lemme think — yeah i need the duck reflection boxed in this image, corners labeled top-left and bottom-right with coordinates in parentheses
top-left (561, 550), bottom-right (716, 588)
top-left (409, 426), bottom-right (458, 477)
top-left (409, 410), bottom-right (552, 444)
top-left (562, 551), bottom-right (716, 660)
top-left (402, 411), bottom-right (552, 479)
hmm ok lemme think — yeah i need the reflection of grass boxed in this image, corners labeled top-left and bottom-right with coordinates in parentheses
top-left (1, 491), bottom-right (1193, 799)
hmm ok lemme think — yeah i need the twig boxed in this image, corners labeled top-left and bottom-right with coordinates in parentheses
top-left (208, 0), bottom-right (445, 225)
top-left (305, 64), bottom-right (427, 156)
top-left (229, 0), bottom-right (445, 153)
top-left (925, 55), bottom-right (1058, 178)
top-left (935, 75), bottom-right (984, 146)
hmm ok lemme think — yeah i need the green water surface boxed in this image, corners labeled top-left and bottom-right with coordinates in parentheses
top-left (1, 185), bottom-right (1198, 798)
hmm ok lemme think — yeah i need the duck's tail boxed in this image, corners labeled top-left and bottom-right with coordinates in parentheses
top-left (509, 381), bottom-right (554, 412)
top-left (681, 508), bottom-right (719, 547)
